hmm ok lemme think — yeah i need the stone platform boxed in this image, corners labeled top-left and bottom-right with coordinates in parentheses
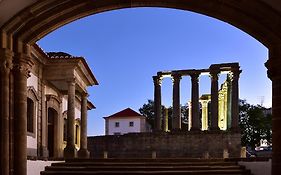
top-left (88, 131), bottom-right (241, 158)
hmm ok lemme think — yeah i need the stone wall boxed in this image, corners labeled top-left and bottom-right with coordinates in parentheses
top-left (88, 131), bottom-right (241, 158)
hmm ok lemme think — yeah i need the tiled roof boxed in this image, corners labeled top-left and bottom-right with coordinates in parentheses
top-left (46, 52), bottom-right (73, 58)
top-left (104, 108), bottom-right (144, 118)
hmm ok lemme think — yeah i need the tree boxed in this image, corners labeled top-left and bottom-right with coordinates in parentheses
top-left (139, 99), bottom-right (189, 130)
top-left (239, 99), bottom-right (272, 149)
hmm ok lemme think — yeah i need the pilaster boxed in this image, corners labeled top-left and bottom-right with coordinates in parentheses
top-left (0, 48), bottom-right (13, 175)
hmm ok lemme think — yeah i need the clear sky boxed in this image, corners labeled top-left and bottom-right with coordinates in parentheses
top-left (38, 7), bottom-right (271, 136)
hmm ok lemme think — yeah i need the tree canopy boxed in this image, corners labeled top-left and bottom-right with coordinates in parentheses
top-left (139, 99), bottom-right (272, 148)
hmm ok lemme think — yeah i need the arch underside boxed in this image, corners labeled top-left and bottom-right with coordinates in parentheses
top-left (1, 0), bottom-right (281, 51)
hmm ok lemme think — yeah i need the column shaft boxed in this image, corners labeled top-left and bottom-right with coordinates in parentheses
top-left (265, 56), bottom-right (281, 175)
top-left (13, 53), bottom-right (33, 175)
top-left (172, 74), bottom-right (181, 130)
top-left (163, 108), bottom-right (168, 132)
top-left (78, 93), bottom-right (90, 158)
top-left (64, 80), bottom-right (77, 158)
top-left (201, 101), bottom-right (209, 130)
top-left (153, 76), bottom-right (162, 131)
top-left (0, 49), bottom-right (12, 175)
top-left (210, 68), bottom-right (220, 131)
top-left (190, 73), bottom-right (200, 131)
top-left (230, 70), bottom-right (241, 132)
top-left (188, 101), bottom-right (192, 131)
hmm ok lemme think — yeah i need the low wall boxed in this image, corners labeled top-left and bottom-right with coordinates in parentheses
top-left (27, 160), bottom-right (63, 175)
top-left (88, 131), bottom-right (241, 158)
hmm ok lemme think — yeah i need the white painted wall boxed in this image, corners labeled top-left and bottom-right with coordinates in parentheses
top-left (27, 73), bottom-right (38, 91)
top-left (27, 73), bottom-right (38, 149)
top-left (45, 85), bottom-right (58, 96)
top-left (27, 160), bottom-right (63, 175)
top-left (108, 117), bottom-right (141, 135)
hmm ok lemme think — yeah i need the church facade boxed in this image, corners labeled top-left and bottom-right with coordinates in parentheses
top-left (26, 44), bottom-right (98, 159)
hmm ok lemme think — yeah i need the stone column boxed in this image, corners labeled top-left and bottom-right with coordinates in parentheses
top-left (64, 79), bottom-right (77, 158)
top-left (78, 92), bottom-right (90, 158)
top-left (188, 101), bottom-right (192, 131)
top-left (0, 48), bottom-right (13, 175)
top-left (201, 100), bottom-right (209, 130)
top-left (209, 67), bottom-right (220, 131)
top-left (265, 53), bottom-right (281, 175)
top-left (230, 68), bottom-right (241, 132)
top-left (153, 76), bottom-right (162, 131)
top-left (13, 52), bottom-right (33, 175)
top-left (172, 73), bottom-right (181, 130)
top-left (190, 72), bottom-right (200, 131)
top-left (162, 107), bottom-right (169, 132)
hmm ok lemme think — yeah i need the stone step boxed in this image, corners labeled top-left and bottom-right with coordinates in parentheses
top-left (41, 169), bottom-right (251, 175)
top-left (45, 165), bottom-right (244, 171)
top-left (41, 159), bottom-right (251, 175)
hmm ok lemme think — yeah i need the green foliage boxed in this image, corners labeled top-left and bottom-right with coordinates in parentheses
top-left (139, 99), bottom-right (189, 130)
top-left (239, 99), bottom-right (272, 149)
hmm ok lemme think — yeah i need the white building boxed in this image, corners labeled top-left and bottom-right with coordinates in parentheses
top-left (104, 108), bottom-right (149, 135)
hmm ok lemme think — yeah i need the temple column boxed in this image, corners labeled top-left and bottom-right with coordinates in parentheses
top-left (162, 107), bottom-right (169, 132)
top-left (201, 100), bottom-right (209, 130)
top-left (209, 67), bottom-right (220, 131)
top-left (153, 76), bottom-right (162, 131)
top-left (0, 48), bottom-right (13, 175)
top-left (172, 73), bottom-right (181, 130)
top-left (13, 51), bottom-right (33, 175)
top-left (230, 68), bottom-right (241, 132)
top-left (188, 101), bottom-right (192, 130)
top-left (64, 79), bottom-right (77, 158)
top-left (265, 50), bottom-right (281, 175)
top-left (78, 92), bottom-right (90, 158)
top-left (190, 72), bottom-right (200, 131)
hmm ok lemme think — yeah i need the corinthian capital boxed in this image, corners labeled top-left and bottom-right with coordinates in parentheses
top-left (0, 48), bottom-right (13, 71)
top-left (171, 73), bottom-right (182, 83)
top-left (13, 53), bottom-right (34, 78)
top-left (153, 76), bottom-right (162, 86)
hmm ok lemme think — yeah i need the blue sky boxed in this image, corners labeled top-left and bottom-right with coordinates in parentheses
top-left (38, 7), bottom-right (270, 136)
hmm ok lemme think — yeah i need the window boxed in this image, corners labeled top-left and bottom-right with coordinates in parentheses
top-left (129, 121), bottom-right (134, 127)
top-left (27, 98), bottom-right (34, 133)
top-left (115, 122), bottom-right (119, 127)
top-left (114, 132), bottom-right (121, 135)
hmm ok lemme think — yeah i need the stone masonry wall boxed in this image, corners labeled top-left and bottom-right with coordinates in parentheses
top-left (88, 131), bottom-right (241, 158)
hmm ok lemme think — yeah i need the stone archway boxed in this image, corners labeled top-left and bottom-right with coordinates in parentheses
top-left (1, 1), bottom-right (281, 175)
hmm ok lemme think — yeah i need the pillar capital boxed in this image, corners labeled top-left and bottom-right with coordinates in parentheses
top-left (171, 73), bottom-right (182, 83)
top-left (153, 76), bottom-right (162, 86)
top-left (190, 72), bottom-right (200, 80)
top-left (209, 70), bottom-right (220, 81)
top-left (13, 53), bottom-right (34, 78)
top-left (81, 92), bottom-right (89, 98)
top-left (265, 58), bottom-right (281, 80)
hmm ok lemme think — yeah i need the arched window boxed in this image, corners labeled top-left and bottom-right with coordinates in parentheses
top-left (27, 98), bottom-right (34, 133)
top-left (27, 86), bottom-right (39, 137)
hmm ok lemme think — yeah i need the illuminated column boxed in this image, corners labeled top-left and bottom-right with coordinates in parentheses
top-left (190, 72), bottom-right (200, 131)
top-left (188, 101), bottom-right (192, 131)
top-left (163, 107), bottom-right (169, 132)
top-left (0, 48), bottom-right (13, 175)
top-left (13, 52), bottom-right (33, 175)
top-left (210, 67), bottom-right (220, 131)
top-left (230, 68), bottom-right (241, 132)
top-left (201, 100), bottom-right (209, 130)
top-left (172, 73), bottom-right (181, 130)
top-left (78, 92), bottom-right (90, 158)
top-left (153, 76), bottom-right (162, 131)
top-left (64, 79), bottom-right (77, 158)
